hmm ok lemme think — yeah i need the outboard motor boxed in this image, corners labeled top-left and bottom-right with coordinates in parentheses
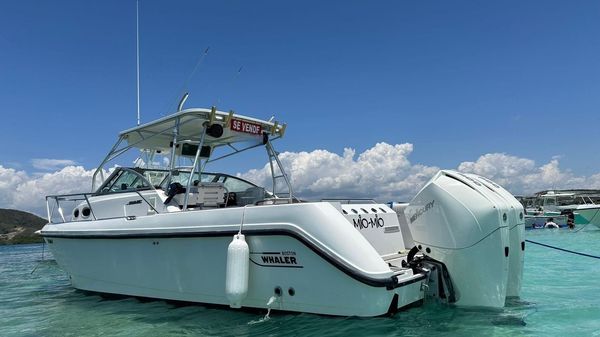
top-left (465, 174), bottom-right (525, 299)
top-left (405, 170), bottom-right (512, 308)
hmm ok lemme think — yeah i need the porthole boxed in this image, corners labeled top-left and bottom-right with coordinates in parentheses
top-left (379, 208), bottom-right (387, 213)
top-left (288, 287), bottom-right (295, 296)
top-left (371, 208), bottom-right (378, 213)
top-left (351, 209), bottom-right (358, 214)
top-left (274, 286), bottom-right (282, 296)
top-left (73, 209), bottom-right (79, 218)
top-left (519, 212), bottom-right (523, 220)
top-left (342, 209), bottom-right (348, 214)
top-left (360, 208), bottom-right (368, 213)
top-left (502, 213), bottom-right (507, 222)
top-left (82, 207), bottom-right (91, 217)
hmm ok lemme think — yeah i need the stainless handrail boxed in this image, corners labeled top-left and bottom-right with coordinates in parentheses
top-left (46, 193), bottom-right (95, 223)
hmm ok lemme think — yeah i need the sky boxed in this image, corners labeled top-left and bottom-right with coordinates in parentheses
top-left (1, 1), bottom-right (600, 215)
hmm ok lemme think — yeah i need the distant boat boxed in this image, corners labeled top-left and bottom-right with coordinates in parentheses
top-left (524, 191), bottom-right (600, 229)
top-left (524, 213), bottom-right (568, 229)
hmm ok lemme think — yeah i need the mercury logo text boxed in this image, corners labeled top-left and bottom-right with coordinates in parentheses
top-left (409, 200), bottom-right (435, 223)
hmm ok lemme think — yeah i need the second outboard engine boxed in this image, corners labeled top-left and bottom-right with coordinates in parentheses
top-left (464, 174), bottom-right (525, 299)
top-left (405, 170), bottom-right (515, 308)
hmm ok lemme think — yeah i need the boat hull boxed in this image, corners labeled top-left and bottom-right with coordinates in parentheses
top-left (45, 234), bottom-right (424, 316)
top-left (42, 203), bottom-right (426, 317)
top-left (574, 207), bottom-right (600, 228)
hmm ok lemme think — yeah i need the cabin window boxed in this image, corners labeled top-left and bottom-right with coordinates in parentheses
top-left (557, 196), bottom-right (575, 206)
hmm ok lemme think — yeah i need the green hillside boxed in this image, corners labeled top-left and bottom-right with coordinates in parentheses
top-left (0, 209), bottom-right (47, 244)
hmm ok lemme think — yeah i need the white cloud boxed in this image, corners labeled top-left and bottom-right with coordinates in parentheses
top-left (2, 143), bottom-right (600, 217)
top-left (31, 158), bottom-right (77, 170)
top-left (457, 153), bottom-right (595, 195)
top-left (0, 166), bottom-right (28, 206)
top-left (238, 142), bottom-right (439, 202)
top-left (240, 145), bottom-right (600, 201)
top-left (0, 165), bottom-right (101, 216)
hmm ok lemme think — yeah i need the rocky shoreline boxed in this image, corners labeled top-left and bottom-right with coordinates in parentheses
top-left (0, 209), bottom-right (46, 245)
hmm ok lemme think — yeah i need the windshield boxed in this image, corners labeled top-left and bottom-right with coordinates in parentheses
top-left (544, 198), bottom-right (556, 206)
top-left (557, 196), bottom-right (576, 206)
top-left (97, 168), bottom-right (168, 194)
top-left (159, 171), bottom-right (261, 193)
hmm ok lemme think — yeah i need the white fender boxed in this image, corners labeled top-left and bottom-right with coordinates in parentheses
top-left (225, 234), bottom-right (249, 308)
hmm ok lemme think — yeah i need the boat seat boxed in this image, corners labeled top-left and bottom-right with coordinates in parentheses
top-left (197, 182), bottom-right (227, 207)
top-left (171, 186), bottom-right (200, 209)
top-left (238, 187), bottom-right (266, 206)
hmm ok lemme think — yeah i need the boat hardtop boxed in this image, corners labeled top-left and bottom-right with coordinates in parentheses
top-left (119, 108), bottom-right (286, 152)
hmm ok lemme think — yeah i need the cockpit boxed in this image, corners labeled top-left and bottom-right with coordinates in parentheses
top-left (46, 108), bottom-right (293, 223)
top-left (95, 167), bottom-right (269, 208)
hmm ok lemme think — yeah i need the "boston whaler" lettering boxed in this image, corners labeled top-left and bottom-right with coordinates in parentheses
top-left (250, 250), bottom-right (303, 268)
top-left (261, 255), bottom-right (297, 265)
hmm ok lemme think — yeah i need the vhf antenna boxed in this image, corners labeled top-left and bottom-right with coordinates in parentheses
top-left (136, 0), bottom-right (141, 125)
top-left (215, 66), bottom-right (243, 106)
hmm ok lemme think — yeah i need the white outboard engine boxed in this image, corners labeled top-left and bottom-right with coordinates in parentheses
top-left (405, 170), bottom-right (515, 308)
top-left (464, 174), bottom-right (525, 299)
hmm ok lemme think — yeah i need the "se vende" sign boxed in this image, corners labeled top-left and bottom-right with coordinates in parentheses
top-left (230, 118), bottom-right (262, 135)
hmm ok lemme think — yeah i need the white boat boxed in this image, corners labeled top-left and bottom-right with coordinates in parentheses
top-left (524, 214), bottom-right (568, 229)
top-left (530, 191), bottom-right (600, 229)
top-left (40, 106), bottom-right (525, 317)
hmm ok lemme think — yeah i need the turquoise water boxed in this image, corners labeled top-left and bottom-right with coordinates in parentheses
top-left (2, 229), bottom-right (600, 337)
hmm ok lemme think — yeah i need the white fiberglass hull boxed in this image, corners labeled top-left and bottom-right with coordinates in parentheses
top-left (46, 235), bottom-right (423, 316)
top-left (575, 206), bottom-right (600, 229)
top-left (41, 203), bottom-right (425, 317)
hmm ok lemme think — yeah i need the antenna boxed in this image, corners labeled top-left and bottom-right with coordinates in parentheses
top-left (136, 0), bottom-right (141, 125)
top-left (162, 47), bottom-right (210, 115)
top-left (215, 66), bottom-right (243, 106)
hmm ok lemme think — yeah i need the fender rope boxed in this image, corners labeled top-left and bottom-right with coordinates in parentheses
top-left (525, 239), bottom-right (600, 259)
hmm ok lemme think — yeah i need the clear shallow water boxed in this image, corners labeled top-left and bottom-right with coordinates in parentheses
top-left (2, 229), bottom-right (600, 337)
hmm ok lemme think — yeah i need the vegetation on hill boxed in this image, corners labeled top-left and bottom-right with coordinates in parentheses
top-left (0, 209), bottom-right (47, 245)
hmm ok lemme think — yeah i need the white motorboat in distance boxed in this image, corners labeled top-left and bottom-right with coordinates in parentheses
top-left (40, 106), bottom-right (525, 317)
top-left (525, 191), bottom-right (600, 229)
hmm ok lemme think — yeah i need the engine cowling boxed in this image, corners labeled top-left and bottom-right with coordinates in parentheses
top-left (464, 173), bottom-right (525, 299)
top-left (405, 170), bottom-right (512, 308)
